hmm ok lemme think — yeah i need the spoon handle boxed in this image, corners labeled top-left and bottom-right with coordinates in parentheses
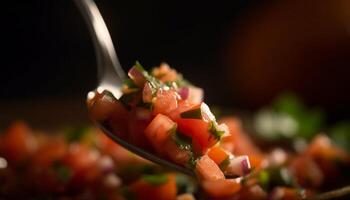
top-left (74, 0), bottom-right (125, 98)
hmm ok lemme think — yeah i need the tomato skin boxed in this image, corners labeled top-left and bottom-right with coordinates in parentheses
top-left (152, 89), bottom-right (179, 116)
top-left (202, 179), bottom-right (241, 198)
top-left (130, 173), bottom-right (177, 200)
top-left (176, 118), bottom-right (217, 153)
top-left (128, 108), bottom-right (153, 150)
top-left (106, 101), bottom-right (130, 139)
top-left (28, 138), bottom-right (68, 193)
top-left (207, 146), bottom-right (230, 166)
top-left (290, 155), bottom-right (323, 188)
top-left (152, 63), bottom-right (178, 83)
top-left (167, 100), bottom-right (195, 121)
top-left (163, 137), bottom-right (190, 165)
top-left (1, 121), bottom-right (37, 166)
top-left (306, 135), bottom-right (350, 185)
top-left (88, 91), bottom-right (122, 122)
top-left (195, 155), bottom-right (225, 181)
top-left (144, 114), bottom-right (176, 154)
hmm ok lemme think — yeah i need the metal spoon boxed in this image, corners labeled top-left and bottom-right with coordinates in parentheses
top-left (74, 0), bottom-right (194, 177)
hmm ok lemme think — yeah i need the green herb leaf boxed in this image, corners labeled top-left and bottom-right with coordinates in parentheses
top-left (123, 78), bottom-right (139, 89)
top-left (208, 121), bottom-right (225, 140)
top-left (219, 156), bottom-right (230, 170)
top-left (180, 108), bottom-right (202, 119)
top-left (142, 174), bottom-right (169, 186)
top-left (172, 131), bottom-right (192, 151)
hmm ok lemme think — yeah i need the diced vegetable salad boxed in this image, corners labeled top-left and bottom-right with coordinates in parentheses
top-left (0, 63), bottom-right (349, 199)
top-left (87, 62), bottom-right (250, 183)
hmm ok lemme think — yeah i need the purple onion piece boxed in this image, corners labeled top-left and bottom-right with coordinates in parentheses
top-left (99, 156), bottom-right (115, 174)
top-left (178, 87), bottom-right (189, 100)
top-left (241, 156), bottom-right (251, 175)
top-left (128, 66), bottom-right (146, 86)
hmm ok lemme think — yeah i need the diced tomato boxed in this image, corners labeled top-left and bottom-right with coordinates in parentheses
top-left (202, 179), bottom-right (241, 198)
top-left (220, 118), bottom-right (262, 156)
top-left (97, 132), bottom-right (147, 171)
top-left (152, 63), bottom-right (178, 83)
top-left (207, 146), bottom-right (230, 166)
top-left (62, 144), bottom-right (101, 190)
top-left (128, 108), bottom-right (153, 150)
top-left (1, 121), bottom-right (37, 166)
top-left (290, 155), bottom-right (323, 188)
top-left (163, 137), bottom-right (190, 165)
top-left (128, 65), bottom-right (147, 87)
top-left (87, 91), bottom-right (120, 121)
top-left (236, 185), bottom-right (267, 200)
top-left (195, 155), bottom-right (225, 181)
top-left (144, 114), bottom-right (176, 153)
top-left (306, 135), bottom-right (350, 184)
top-left (31, 138), bottom-right (67, 167)
top-left (130, 173), bottom-right (177, 200)
top-left (176, 193), bottom-right (195, 200)
top-left (28, 138), bottom-right (68, 193)
top-left (176, 118), bottom-right (217, 152)
top-left (152, 89), bottom-right (179, 116)
top-left (167, 100), bottom-right (195, 121)
top-left (107, 101), bottom-right (130, 139)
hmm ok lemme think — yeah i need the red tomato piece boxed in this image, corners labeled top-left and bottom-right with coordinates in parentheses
top-left (152, 89), bottom-right (179, 116)
top-left (130, 173), bottom-right (177, 200)
top-left (176, 118), bottom-right (217, 152)
top-left (163, 137), bottom-right (190, 165)
top-left (202, 179), bottom-right (241, 198)
top-left (207, 146), bottom-right (230, 166)
top-left (144, 114), bottom-right (176, 153)
top-left (195, 155), bottom-right (225, 181)
top-left (1, 121), bottom-right (37, 166)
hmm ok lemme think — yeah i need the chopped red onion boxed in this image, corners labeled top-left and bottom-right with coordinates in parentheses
top-left (143, 82), bottom-right (153, 103)
top-left (99, 156), bottom-right (115, 174)
top-left (128, 66), bottom-right (146, 87)
top-left (178, 87), bottom-right (189, 100)
top-left (188, 87), bottom-right (203, 104)
top-left (224, 155), bottom-right (251, 176)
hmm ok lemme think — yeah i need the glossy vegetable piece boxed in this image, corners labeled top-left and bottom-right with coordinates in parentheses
top-left (202, 179), bottom-right (241, 198)
top-left (290, 155), bottom-right (323, 188)
top-left (176, 118), bottom-right (217, 153)
top-left (224, 155), bottom-right (251, 176)
top-left (151, 63), bottom-right (178, 83)
top-left (207, 146), bottom-right (230, 166)
top-left (0, 121), bottom-right (37, 166)
top-left (195, 155), bottom-right (225, 181)
top-left (88, 91), bottom-right (125, 122)
top-left (163, 137), bottom-right (191, 165)
top-left (152, 89), bottom-right (179, 116)
top-left (130, 173), bottom-right (177, 200)
top-left (144, 114), bottom-right (176, 153)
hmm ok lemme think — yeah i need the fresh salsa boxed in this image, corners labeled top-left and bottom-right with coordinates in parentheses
top-left (87, 62), bottom-right (252, 184)
top-left (0, 63), bottom-right (349, 199)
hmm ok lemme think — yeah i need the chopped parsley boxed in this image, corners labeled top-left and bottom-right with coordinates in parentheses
top-left (208, 121), bottom-right (225, 140)
top-left (180, 108), bottom-right (202, 119)
top-left (219, 156), bottom-right (230, 170)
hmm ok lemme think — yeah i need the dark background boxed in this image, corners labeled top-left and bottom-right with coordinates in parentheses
top-left (1, 0), bottom-right (350, 124)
